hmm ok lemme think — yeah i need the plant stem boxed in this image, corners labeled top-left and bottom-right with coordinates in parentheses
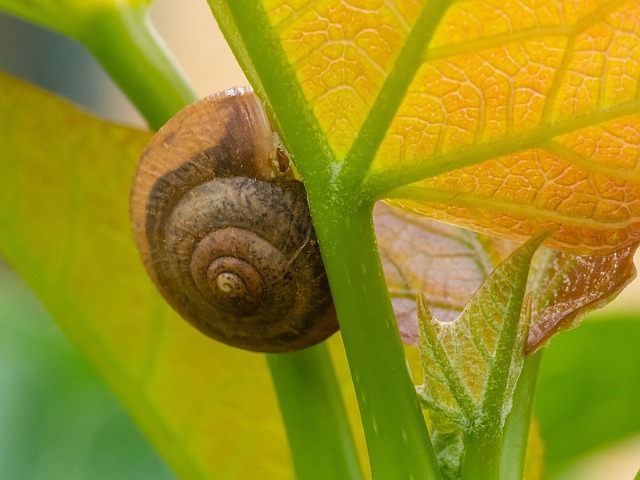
top-left (461, 429), bottom-right (502, 480)
top-left (461, 353), bottom-right (543, 480)
top-left (501, 350), bottom-right (544, 479)
top-left (81, 4), bottom-right (197, 129)
top-left (309, 200), bottom-right (442, 480)
top-left (267, 344), bottom-right (364, 480)
top-left (208, 2), bottom-right (443, 475)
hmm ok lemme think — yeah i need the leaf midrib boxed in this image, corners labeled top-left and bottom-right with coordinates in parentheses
top-left (387, 183), bottom-right (639, 231)
top-left (341, 0), bottom-right (453, 181)
top-left (361, 0), bottom-right (636, 197)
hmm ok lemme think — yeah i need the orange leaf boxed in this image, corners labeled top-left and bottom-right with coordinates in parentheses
top-left (363, 0), bottom-right (640, 256)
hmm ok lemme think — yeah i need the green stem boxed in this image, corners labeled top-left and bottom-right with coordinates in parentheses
top-left (501, 350), bottom-right (544, 479)
top-left (81, 4), bottom-right (197, 129)
top-left (461, 429), bottom-right (502, 480)
top-left (267, 344), bottom-right (364, 480)
top-left (210, 1), bottom-right (442, 474)
top-left (310, 200), bottom-right (442, 479)
top-left (462, 351), bottom-right (543, 480)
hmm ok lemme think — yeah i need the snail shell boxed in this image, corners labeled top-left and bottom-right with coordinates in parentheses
top-left (130, 87), bottom-right (338, 353)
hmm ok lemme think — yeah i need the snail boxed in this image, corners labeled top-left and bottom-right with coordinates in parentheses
top-left (130, 87), bottom-right (338, 353)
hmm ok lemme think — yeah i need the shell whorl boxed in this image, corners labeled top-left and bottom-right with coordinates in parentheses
top-left (131, 87), bottom-right (337, 352)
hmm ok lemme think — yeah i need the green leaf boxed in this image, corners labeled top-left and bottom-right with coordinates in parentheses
top-left (0, 71), bottom-right (303, 479)
top-left (416, 233), bottom-right (547, 476)
top-left (417, 233), bottom-right (546, 423)
top-left (0, 265), bottom-right (174, 480)
top-left (536, 314), bottom-right (640, 476)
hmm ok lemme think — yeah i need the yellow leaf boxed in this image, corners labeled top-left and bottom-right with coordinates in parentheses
top-left (0, 72), bottom-right (300, 479)
top-left (265, 0), bottom-right (424, 157)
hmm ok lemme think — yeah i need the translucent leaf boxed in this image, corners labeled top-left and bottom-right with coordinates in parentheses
top-left (417, 233), bottom-right (546, 430)
top-left (0, 72), bottom-right (296, 479)
top-left (211, 0), bottom-right (640, 255)
top-left (376, 203), bottom-right (638, 352)
top-left (0, 266), bottom-right (174, 479)
top-left (527, 245), bottom-right (638, 351)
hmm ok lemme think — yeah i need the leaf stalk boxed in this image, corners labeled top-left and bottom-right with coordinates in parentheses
top-left (81, 3), bottom-right (196, 129)
top-left (306, 197), bottom-right (442, 479)
top-left (501, 350), bottom-right (544, 479)
top-left (267, 344), bottom-right (365, 480)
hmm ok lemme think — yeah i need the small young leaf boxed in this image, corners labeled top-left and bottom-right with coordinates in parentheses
top-left (376, 203), bottom-right (516, 339)
top-left (376, 203), bottom-right (638, 352)
top-left (417, 233), bottom-right (547, 432)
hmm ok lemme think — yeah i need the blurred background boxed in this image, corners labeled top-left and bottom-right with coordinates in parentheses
top-left (0, 0), bottom-right (638, 478)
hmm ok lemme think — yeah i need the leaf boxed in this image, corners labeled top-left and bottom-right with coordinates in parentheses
top-left (416, 233), bottom-right (546, 431)
top-left (425, 411), bottom-right (465, 479)
top-left (0, 0), bottom-right (151, 41)
top-left (526, 243), bottom-right (638, 352)
top-left (0, 72), bottom-right (302, 479)
top-left (375, 203), bottom-right (516, 337)
top-left (210, 0), bottom-right (640, 256)
top-left (375, 202), bottom-right (638, 352)
top-left (535, 314), bottom-right (640, 475)
top-left (0, 266), bottom-right (174, 480)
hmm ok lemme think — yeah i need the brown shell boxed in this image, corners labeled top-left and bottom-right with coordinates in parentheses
top-left (130, 87), bottom-right (337, 353)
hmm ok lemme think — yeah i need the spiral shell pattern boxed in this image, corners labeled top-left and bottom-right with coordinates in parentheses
top-left (130, 87), bottom-right (337, 352)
